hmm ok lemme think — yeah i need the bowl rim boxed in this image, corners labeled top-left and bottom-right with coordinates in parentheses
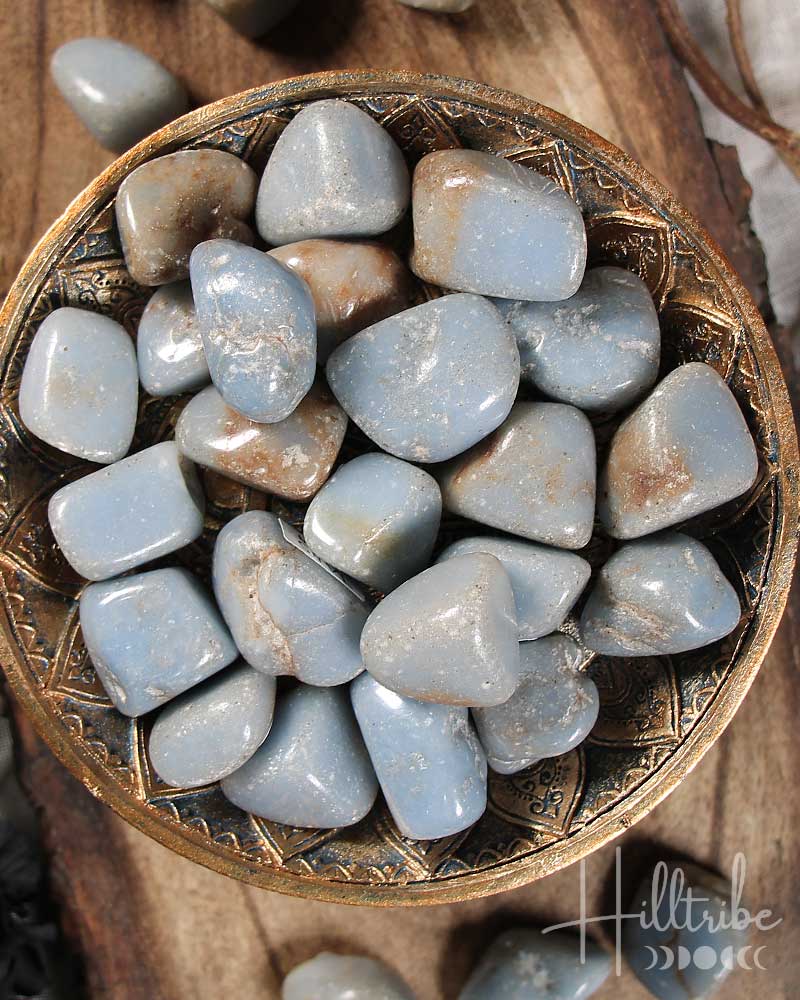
top-left (1, 69), bottom-right (797, 906)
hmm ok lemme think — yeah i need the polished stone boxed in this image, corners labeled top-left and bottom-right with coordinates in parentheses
top-left (411, 149), bottom-right (586, 300)
top-left (116, 149), bottom-right (257, 286)
top-left (190, 239), bottom-right (316, 423)
top-left (398, 0), bottom-right (473, 9)
top-left (270, 239), bottom-right (416, 362)
top-left (19, 306), bottom-right (138, 463)
top-left (221, 684), bottom-right (378, 828)
top-left (51, 38), bottom-right (188, 153)
top-left (497, 266), bottom-right (660, 412)
top-left (624, 861), bottom-right (748, 1000)
top-left (459, 928), bottom-right (610, 1000)
top-left (149, 661), bottom-right (276, 788)
top-left (213, 511), bottom-right (368, 685)
top-left (49, 441), bottom-right (205, 581)
top-left (137, 282), bottom-right (210, 397)
top-left (437, 536), bottom-right (590, 640)
top-left (204, 0), bottom-right (299, 36)
top-left (282, 953), bottom-right (414, 1000)
top-left (303, 453), bottom-right (441, 592)
top-left (439, 402), bottom-right (596, 549)
top-left (326, 294), bottom-right (519, 462)
top-left (599, 362), bottom-right (759, 539)
top-left (80, 567), bottom-right (238, 717)
top-left (580, 531), bottom-right (741, 656)
top-left (176, 382), bottom-right (347, 500)
top-left (351, 673), bottom-right (487, 840)
top-left (473, 635), bottom-right (599, 774)
top-left (256, 100), bottom-right (410, 245)
top-left (360, 553), bottom-right (519, 707)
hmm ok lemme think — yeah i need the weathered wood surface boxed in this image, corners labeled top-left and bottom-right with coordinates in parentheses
top-left (1, 1), bottom-right (797, 997)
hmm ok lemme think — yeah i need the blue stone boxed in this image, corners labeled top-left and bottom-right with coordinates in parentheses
top-left (190, 239), bottom-right (316, 424)
top-left (580, 531), bottom-right (741, 656)
top-left (437, 536), bottom-right (590, 640)
top-left (326, 294), bottom-right (520, 462)
top-left (303, 453), bottom-right (442, 592)
top-left (80, 567), bottom-right (238, 717)
top-left (221, 684), bottom-right (378, 829)
top-left (282, 953), bottom-right (414, 1000)
top-left (204, 0), bottom-right (299, 36)
top-left (256, 100), bottom-right (410, 245)
top-left (49, 441), bottom-right (205, 581)
top-left (351, 672), bottom-right (487, 841)
top-left (473, 634), bottom-right (599, 774)
top-left (411, 149), bottom-right (587, 301)
top-left (19, 306), bottom-right (138, 464)
top-left (213, 511), bottom-right (368, 685)
top-left (137, 282), bottom-right (210, 397)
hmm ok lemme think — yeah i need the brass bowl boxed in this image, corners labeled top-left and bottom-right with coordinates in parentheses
top-left (0, 71), bottom-right (797, 906)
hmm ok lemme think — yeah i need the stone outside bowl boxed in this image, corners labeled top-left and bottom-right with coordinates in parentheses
top-left (0, 71), bottom-right (797, 906)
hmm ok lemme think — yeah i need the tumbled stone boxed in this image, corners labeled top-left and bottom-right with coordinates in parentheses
top-left (624, 861), bottom-right (748, 1000)
top-left (599, 362), bottom-right (759, 539)
top-left (80, 567), bottom-right (238, 717)
top-left (176, 382), bottom-right (347, 500)
top-left (19, 306), bottom-right (137, 464)
top-left (149, 661), bottom-right (275, 788)
top-left (580, 531), bottom-right (741, 656)
top-left (204, 0), bottom-right (299, 36)
top-left (51, 38), bottom-right (188, 153)
top-left (496, 266), bottom-right (660, 412)
top-left (213, 511), bottom-right (368, 685)
top-left (49, 441), bottom-right (205, 581)
top-left (351, 673), bottom-right (487, 840)
top-left (360, 553), bottom-right (519, 707)
top-left (303, 453), bottom-right (441, 592)
top-left (459, 928), bottom-right (610, 1000)
top-left (473, 635), bottom-right (599, 774)
top-left (221, 684), bottom-right (378, 828)
top-left (437, 536), bottom-right (590, 640)
top-left (411, 149), bottom-right (586, 300)
top-left (439, 402), bottom-right (596, 549)
top-left (137, 282), bottom-right (210, 397)
top-left (270, 239), bottom-right (416, 362)
top-left (398, 0), bottom-right (473, 9)
top-left (116, 149), bottom-right (258, 286)
top-left (326, 294), bottom-right (519, 462)
top-left (256, 100), bottom-right (410, 245)
top-left (283, 953), bottom-right (414, 1000)
top-left (190, 239), bottom-right (316, 423)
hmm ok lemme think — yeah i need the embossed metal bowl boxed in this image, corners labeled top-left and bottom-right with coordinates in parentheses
top-left (0, 72), bottom-right (797, 906)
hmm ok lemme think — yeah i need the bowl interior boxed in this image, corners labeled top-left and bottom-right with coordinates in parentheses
top-left (0, 72), bottom-right (796, 905)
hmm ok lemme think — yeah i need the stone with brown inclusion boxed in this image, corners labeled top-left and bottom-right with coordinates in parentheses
top-left (176, 382), bottom-right (347, 500)
top-left (116, 149), bottom-right (258, 286)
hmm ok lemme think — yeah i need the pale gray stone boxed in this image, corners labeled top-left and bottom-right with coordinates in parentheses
top-left (204, 0), bottom-right (299, 36)
top-left (398, 0), bottom-right (473, 9)
top-left (282, 953), bottom-right (414, 1000)
top-left (137, 282), bottom-right (210, 397)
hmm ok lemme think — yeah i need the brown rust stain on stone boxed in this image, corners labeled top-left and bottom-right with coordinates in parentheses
top-left (605, 423), bottom-right (693, 514)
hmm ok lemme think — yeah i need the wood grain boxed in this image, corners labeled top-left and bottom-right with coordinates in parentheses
top-left (1, 1), bottom-right (797, 998)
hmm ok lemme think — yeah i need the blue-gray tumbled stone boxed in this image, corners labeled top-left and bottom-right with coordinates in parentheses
top-left (351, 672), bottom-right (487, 841)
top-left (459, 928), bottom-right (610, 1000)
top-left (204, 0), bottom-right (299, 36)
top-left (149, 661), bottom-right (275, 788)
top-left (303, 453), bottom-right (442, 592)
top-left (360, 553), bottom-right (519, 707)
top-left (398, 0), bottom-right (473, 9)
top-left (473, 634), bottom-right (598, 774)
top-left (257, 100), bottom-right (410, 245)
top-left (19, 306), bottom-right (138, 463)
top-left (282, 953), bottom-right (414, 1000)
top-left (496, 266), bottom-right (660, 412)
top-left (80, 567), bottom-right (238, 717)
top-left (326, 294), bottom-right (519, 462)
top-left (599, 362), bottom-right (759, 539)
top-left (437, 536), bottom-right (590, 640)
top-left (580, 531), bottom-right (741, 656)
top-left (50, 37), bottom-right (188, 153)
top-left (221, 684), bottom-right (378, 828)
top-left (190, 239), bottom-right (316, 423)
top-left (439, 401), bottom-right (596, 549)
top-left (137, 282), bottom-right (210, 397)
top-left (213, 511), bottom-right (368, 685)
top-left (48, 441), bottom-right (205, 581)
top-left (411, 149), bottom-right (586, 300)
